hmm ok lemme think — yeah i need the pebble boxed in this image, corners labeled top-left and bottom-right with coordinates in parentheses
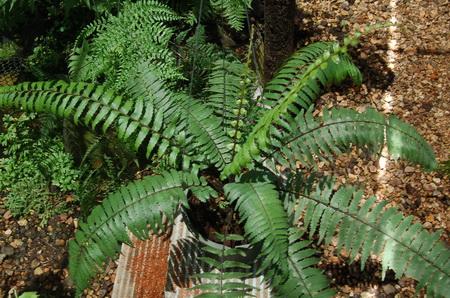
top-left (3, 210), bottom-right (12, 220)
top-left (369, 165), bottom-right (378, 173)
top-left (31, 259), bottom-right (40, 268)
top-left (1, 246), bottom-right (14, 256)
top-left (10, 239), bottom-right (23, 248)
top-left (34, 266), bottom-right (44, 276)
top-left (4, 229), bottom-right (12, 236)
top-left (55, 239), bottom-right (66, 247)
top-left (404, 166), bottom-right (415, 173)
top-left (382, 284), bottom-right (396, 295)
top-left (17, 219), bottom-right (28, 226)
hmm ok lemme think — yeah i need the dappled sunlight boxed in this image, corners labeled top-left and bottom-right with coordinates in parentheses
top-left (377, 0), bottom-right (399, 194)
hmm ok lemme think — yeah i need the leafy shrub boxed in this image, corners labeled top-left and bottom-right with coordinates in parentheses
top-left (0, 113), bottom-right (80, 223)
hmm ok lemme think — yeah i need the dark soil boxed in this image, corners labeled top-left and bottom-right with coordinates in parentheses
top-left (0, 203), bottom-right (114, 298)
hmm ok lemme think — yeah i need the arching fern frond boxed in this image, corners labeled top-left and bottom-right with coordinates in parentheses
top-left (209, 0), bottom-right (252, 31)
top-left (224, 182), bottom-right (289, 274)
top-left (262, 41), bottom-right (362, 111)
top-left (266, 107), bottom-right (437, 171)
top-left (69, 170), bottom-right (215, 295)
top-left (284, 178), bottom-right (450, 297)
top-left (193, 233), bottom-right (254, 297)
top-left (222, 28), bottom-right (383, 178)
top-left (271, 229), bottom-right (335, 298)
top-left (128, 66), bottom-right (233, 169)
top-left (0, 81), bottom-right (192, 168)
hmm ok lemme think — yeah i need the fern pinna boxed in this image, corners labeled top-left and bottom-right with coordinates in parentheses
top-left (0, 8), bottom-right (448, 297)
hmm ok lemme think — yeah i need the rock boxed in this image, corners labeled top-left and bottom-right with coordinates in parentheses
top-left (369, 165), bottom-right (378, 173)
top-left (1, 246), bottom-right (14, 256)
top-left (3, 210), bottom-right (12, 220)
top-left (382, 284), bottom-right (396, 295)
top-left (404, 166), bottom-right (415, 173)
top-left (34, 266), bottom-right (44, 276)
top-left (31, 259), bottom-right (40, 268)
top-left (0, 253), bottom-right (6, 264)
top-left (4, 229), bottom-right (12, 236)
top-left (432, 177), bottom-right (441, 184)
top-left (10, 239), bottom-right (23, 248)
top-left (423, 222), bottom-right (432, 229)
top-left (55, 239), bottom-right (65, 247)
top-left (17, 219), bottom-right (27, 226)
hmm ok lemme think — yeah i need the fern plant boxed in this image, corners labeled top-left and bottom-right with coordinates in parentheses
top-left (0, 6), bottom-right (448, 296)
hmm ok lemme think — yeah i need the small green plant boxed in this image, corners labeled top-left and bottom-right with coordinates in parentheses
top-left (0, 40), bottom-right (19, 59)
top-left (0, 113), bottom-right (80, 224)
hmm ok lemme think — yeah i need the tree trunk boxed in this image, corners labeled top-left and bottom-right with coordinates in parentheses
top-left (263, 0), bottom-right (295, 82)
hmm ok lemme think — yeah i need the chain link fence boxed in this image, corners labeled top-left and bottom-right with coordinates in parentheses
top-left (0, 56), bottom-right (22, 86)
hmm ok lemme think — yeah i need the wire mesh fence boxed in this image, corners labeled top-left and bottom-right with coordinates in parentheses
top-left (0, 56), bottom-right (22, 86)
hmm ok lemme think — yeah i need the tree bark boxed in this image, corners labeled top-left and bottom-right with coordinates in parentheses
top-left (263, 0), bottom-right (295, 82)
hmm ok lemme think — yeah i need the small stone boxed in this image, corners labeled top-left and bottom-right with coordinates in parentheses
top-left (0, 253), bottom-right (6, 264)
top-left (382, 284), bottom-right (396, 295)
top-left (432, 178), bottom-right (441, 184)
top-left (3, 210), bottom-right (12, 220)
top-left (423, 222), bottom-right (432, 229)
top-left (361, 292), bottom-right (376, 298)
top-left (4, 229), bottom-right (12, 236)
top-left (17, 219), bottom-right (27, 226)
top-left (55, 239), bottom-right (65, 247)
top-left (369, 165), bottom-right (378, 173)
top-left (34, 267), bottom-right (44, 276)
top-left (1, 246), bottom-right (14, 256)
top-left (404, 166), bottom-right (415, 173)
top-left (423, 183), bottom-right (436, 191)
top-left (31, 259), bottom-right (40, 268)
top-left (10, 239), bottom-right (23, 248)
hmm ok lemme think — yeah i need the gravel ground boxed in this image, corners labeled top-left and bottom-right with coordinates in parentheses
top-left (297, 0), bottom-right (449, 296)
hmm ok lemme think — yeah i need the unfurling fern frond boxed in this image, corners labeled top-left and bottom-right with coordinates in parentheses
top-left (70, 0), bottom-right (183, 92)
top-left (284, 178), bottom-right (450, 297)
top-left (262, 41), bottom-right (362, 112)
top-left (271, 229), bottom-right (335, 298)
top-left (69, 170), bottom-right (216, 295)
top-left (193, 233), bottom-right (254, 297)
top-left (225, 182), bottom-right (289, 274)
top-left (265, 107), bottom-right (437, 171)
top-left (0, 81), bottom-right (192, 168)
top-left (209, 0), bottom-right (252, 31)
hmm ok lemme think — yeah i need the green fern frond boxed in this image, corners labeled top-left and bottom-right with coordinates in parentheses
top-left (71, 0), bottom-right (183, 91)
top-left (221, 40), bottom-right (359, 177)
top-left (0, 81), bottom-right (192, 167)
top-left (284, 178), bottom-right (450, 297)
top-left (128, 66), bottom-right (233, 169)
top-left (69, 170), bottom-right (215, 295)
top-left (266, 107), bottom-right (437, 171)
top-left (68, 39), bottom-right (90, 81)
top-left (206, 59), bottom-right (244, 125)
top-left (205, 59), bottom-right (255, 152)
top-left (209, 0), bottom-right (252, 31)
top-left (193, 233), bottom-right (254, 297)
top-left (222, 29), bottom-right (386, 178)
top-left (271, 229), bottom-right (335, 298)
top-left (262, 41), bottom-right (362, 111)
top-left (225, 182), bottom-right (289, 273)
